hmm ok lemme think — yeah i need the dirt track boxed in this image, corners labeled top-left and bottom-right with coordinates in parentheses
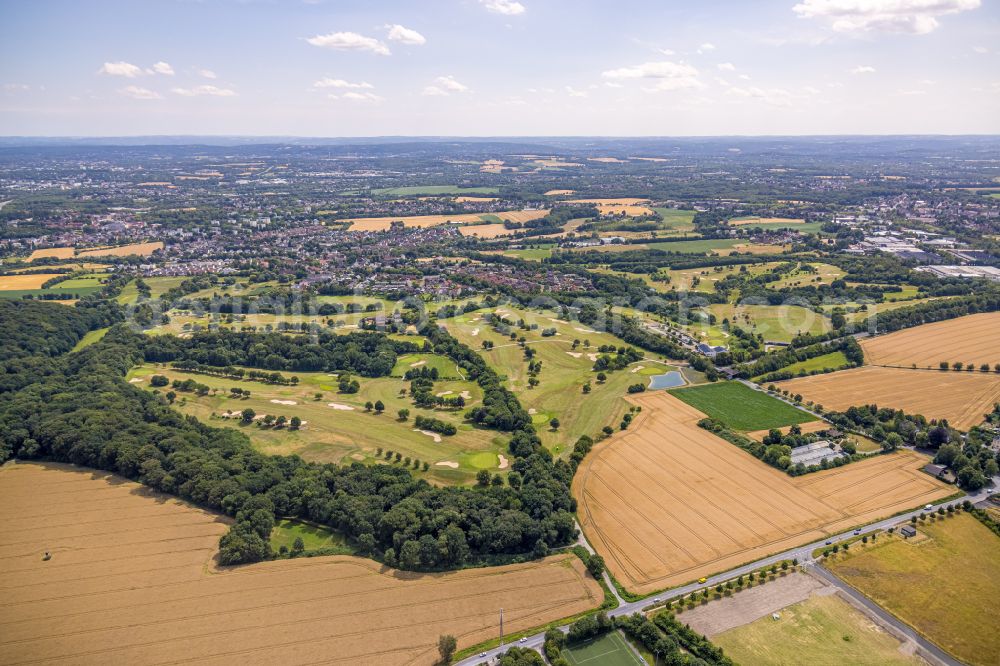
top-left (0, 462), bottom-right (602, 666)
top-left (573, 392), bottom-right (951, 596)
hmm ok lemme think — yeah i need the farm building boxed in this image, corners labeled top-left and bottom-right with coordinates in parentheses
top-left (790, 440), bottom-right (845, 467)
top-left (923, 463), bottom-right (957, 484)
top-left (901, 525), bottom-right (917, 538)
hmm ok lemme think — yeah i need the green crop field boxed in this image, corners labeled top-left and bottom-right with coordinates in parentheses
top-left (760, 351), bottom-right (849, 378)
top-left (653, 207), bottom-right (696, 232)
top-left (669, 381), bottom-right (816, 431)
top-left (737, 220), bottom-right (826, 233)
top-left (371, 185), bottom-right (499, 196)
top-left (563, 631), bottom-right (643, 666)
top-left (714, 593), bottom-right (924, 666)
top-left (125, 362), bottom-right (503, 485)
top-left (502, 245), bottom-right (555, 261)
top-left (827, 513), bottom-right (1000, 666)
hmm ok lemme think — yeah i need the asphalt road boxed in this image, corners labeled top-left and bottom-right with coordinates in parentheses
top-left (455, 487), bottom-right (993, 665)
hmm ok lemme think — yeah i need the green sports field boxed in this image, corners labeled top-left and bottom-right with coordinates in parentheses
top-left (563, 631), bottom-right (643, 666)
top-left (669, 381), bottom-right (816, 431)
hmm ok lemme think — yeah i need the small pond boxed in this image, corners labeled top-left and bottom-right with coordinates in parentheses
top-left (648, 371), bottom-right (686, 390)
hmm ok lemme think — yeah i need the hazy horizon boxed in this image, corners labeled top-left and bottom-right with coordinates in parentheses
top-left (2, 0), bottom-right (998, 136)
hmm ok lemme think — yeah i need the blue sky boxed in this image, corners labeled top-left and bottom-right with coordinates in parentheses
top-left (1, 0), bottom-right (998, 135)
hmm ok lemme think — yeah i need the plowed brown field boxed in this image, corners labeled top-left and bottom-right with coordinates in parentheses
top-left (0, 462), bottom-right (602, 666)
top-left (861, 313), bottom-right (1000, 370)
top-left (573, 392), bottom-right (950, 596)
top-left (777, 366), bottom-right (1000, 430)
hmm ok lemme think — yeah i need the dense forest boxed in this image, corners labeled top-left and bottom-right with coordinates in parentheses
top-left (0, 303), bottom-right (578, 569)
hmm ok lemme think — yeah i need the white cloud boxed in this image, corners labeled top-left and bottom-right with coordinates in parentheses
top-left (727, 86), bottom-right (795, 107)
top-left (331, 91), bottom-right (383, 102)
top-left (98, 61), bottom-right (143, 78)
top-left (305, 31), bottom-right (391, 56)
top-left (792, 0), bottom-right (981, 35)
top-left (120, 85), bottom-right (161, 100)
top-left (481, 0), bottom-right (526, 16)
top-left (171, 85), bottom-right (236, 97)
top-left (851, 65), bottom-right (876, 74)
top-left (565, 86), bottom-right (588, 98)
top-left (717, 62), bottom-right (736, 71)
top-left (643, 78), bottom-right (705, 92)
top-left (698, 42), bottom-right (716, 53)
top-left (152, 61), bottom-right (174, 76)
top-left (313, 77), bottom-right (374, 89)
top-left (602, 60), bottom-right (703, 91)
top-left (3, 83), bottom-right (31, 92)
top-left (199, 69), bottom-right (217, 79)
top-left (422, 75), bottom-right (469, 96)
top-left (386, 24), bottom-right (426, 45)
top-left (602, 60), bottom-right (699, 80)
top-left (604, 81), bottom-right (624, 88)
top-left (972, 45), bottom-right (988, 54)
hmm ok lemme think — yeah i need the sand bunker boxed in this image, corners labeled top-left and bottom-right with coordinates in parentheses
top-left (498, 454), bottom-right (509, 470)
top-left (327, 403), bottom-right (356, 411)
top-left (435, 461), bottom-right (459, 469)
top-left (270, 399), bottom-right (297, 406)
top-left (414, 429), bottom-right (442, 443)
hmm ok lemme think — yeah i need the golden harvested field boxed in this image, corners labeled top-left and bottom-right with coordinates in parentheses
top-left (861, 313), bottom-right (1000, 370)
top-left (745, 419), bottom-right (830, 442)
top-left (457, 223), bottom-right (513, 238)
top-left (573, 392), bottom-right (951, 595)
top-left (0, 273), bottom-right (63, 290)
top-left (777, 366), bottom-right (1000, 430)
top-left (544, 189), bottom-right (575, 196)
top-left (568, 198), bottom-right (653, 216)
top-left (346, 210), bottom-right (548, 232)
top-left (453, 196), bottom-right (498, 203)
top-left (0, 462), bottom-right (603, 666)
top-left (76, 242), bottom-right (164, 257)
top-left (28, 247), bottom-right (75, 261)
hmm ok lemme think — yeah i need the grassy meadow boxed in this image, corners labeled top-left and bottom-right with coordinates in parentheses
top-left (714, 593), bottom-right (924, 666)
top-left (827, 512), bottom-right (1000, 666)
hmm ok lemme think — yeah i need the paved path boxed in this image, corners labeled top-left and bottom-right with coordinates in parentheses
top-left (455, 487), bottom-right (992, 665)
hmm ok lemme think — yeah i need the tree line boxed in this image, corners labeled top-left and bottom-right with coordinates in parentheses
top-left (0, 303), bottom-right (580, 573)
